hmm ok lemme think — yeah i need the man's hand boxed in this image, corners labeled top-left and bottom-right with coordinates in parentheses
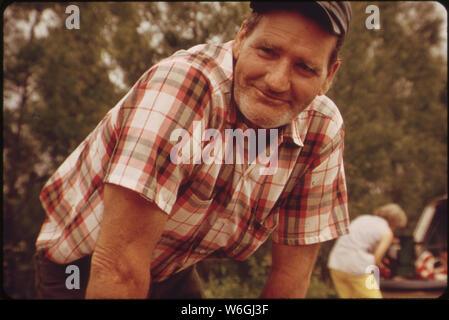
top-left (260, 242), bottom-right (320, 298)
top-left (85, 183), bottom-right (168, 299)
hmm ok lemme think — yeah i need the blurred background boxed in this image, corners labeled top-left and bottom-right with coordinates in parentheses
top-left (3, 2), bottom-right (447, 299)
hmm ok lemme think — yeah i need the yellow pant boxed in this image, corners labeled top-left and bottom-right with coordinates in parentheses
top-left (330, 268), bottom-right (383, 298)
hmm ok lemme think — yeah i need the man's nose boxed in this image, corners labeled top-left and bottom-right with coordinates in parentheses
top-left (264, 60), bottom-right (291, 93)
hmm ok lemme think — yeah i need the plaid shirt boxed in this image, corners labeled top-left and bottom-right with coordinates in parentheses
top-left (37, 41), bottom-right (350, 282)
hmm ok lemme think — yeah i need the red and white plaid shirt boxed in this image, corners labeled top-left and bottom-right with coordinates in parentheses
top-left (37, 41), bottom-right (350, 282)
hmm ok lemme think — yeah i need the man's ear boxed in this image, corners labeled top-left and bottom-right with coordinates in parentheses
top-left (232, 22), bottom-right (248, 60)
top-left (319, 59), bottom-right (341, 95)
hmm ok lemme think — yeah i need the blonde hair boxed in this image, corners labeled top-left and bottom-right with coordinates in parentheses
top-left (374, 203), bottom-right (408, 229)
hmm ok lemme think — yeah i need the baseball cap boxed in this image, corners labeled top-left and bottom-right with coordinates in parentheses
top-left (249, 1), bottom-right (352, 37)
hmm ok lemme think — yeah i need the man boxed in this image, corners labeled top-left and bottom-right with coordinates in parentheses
top-left (34, 1), bottom-right (351, 299)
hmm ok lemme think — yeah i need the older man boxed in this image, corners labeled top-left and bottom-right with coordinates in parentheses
top-left (35, 1), bottom-right (351, 299)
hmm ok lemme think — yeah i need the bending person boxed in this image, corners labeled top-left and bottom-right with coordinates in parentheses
top-left (328, 203), bottom-right (407, 298)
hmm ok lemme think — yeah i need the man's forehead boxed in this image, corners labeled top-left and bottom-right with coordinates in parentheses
top-left (249, 11), bottom-right (338, 52)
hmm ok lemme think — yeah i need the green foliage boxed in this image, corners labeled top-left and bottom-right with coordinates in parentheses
top-left (30, 4), bottom-right (123, 166)
top-left (3, 2), bottom-right (447, 299)
top-left (199, 239), bottom-right (272, 298)
top-left (306, 272), bottom-right (338, 299)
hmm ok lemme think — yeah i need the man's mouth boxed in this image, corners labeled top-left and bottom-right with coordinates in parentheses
top-left (254, 87), bottom-right (289, 106)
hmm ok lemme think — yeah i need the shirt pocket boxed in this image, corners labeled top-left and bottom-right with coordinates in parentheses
top-left (167, 188), bottom-right (213, 232)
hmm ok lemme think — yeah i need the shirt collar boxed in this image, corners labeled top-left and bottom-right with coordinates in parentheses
top-left (281, 119), bottom-right (304, 147)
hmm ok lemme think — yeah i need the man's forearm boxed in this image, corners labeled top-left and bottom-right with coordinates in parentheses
top-left (85, 260), bottom-right (151, 299)
top-left (86, 266), bottom-right (150, 299)
top-left (84, 184), bottom-right (167, 299)
top-left (260, 242), bottom-right (320, 298)
top-left (260, 268), bottom-right (311, 298)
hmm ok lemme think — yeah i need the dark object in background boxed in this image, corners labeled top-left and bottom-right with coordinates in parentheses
top-left (395, 235), bottom-right (417, 278)
top-left (380, 196), bottom-right (448, 296)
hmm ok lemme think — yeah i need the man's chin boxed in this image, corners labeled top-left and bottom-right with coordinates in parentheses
top-left (242, 115), bottom-right (290, 129)
top-left (235, 97), bottom-right (292, 129)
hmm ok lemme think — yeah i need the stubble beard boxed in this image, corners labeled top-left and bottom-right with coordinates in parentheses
top-left (235, 88), bottom-right (295, 129)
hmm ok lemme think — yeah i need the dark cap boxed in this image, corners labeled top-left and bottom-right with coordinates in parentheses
top-left (250, 1), bottom-right (352, 37)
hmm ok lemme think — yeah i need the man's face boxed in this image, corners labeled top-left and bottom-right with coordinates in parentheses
top-left (232, 10), bottom-right (340, 129)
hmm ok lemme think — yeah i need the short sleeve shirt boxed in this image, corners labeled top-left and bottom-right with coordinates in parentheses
top-left (328, 215), bottom-right (390, 275)
top-left (37, 41), bottom-right (350, 282)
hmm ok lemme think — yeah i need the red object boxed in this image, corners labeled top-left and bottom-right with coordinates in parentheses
top-left (415, 250), bottom-right (447, 280)
top-left (379, 264), bottom-right (391, 278)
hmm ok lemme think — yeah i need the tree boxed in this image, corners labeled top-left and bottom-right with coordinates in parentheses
top-left (3, 3), bottom-right (122, 298)
top-left (317, 1), bottom-right (447, 290)
top-left (3, 3), bottom-right (52, 298)
top-left (329, 1), bottom-right (446, 228)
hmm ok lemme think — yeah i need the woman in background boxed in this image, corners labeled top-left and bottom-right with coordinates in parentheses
top-left (328, 203), bottom-right (408, 298)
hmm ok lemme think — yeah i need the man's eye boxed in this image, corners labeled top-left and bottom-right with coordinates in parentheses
top-left (297, 63), bottom-right (315, 73)
top-left (259, 47), bottom-right (275, 56)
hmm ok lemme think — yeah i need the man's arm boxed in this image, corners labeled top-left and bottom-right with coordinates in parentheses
top-left (85, 183), bottom-right (168, 299)
top-left (260, 242), bottom-right (320, 298)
